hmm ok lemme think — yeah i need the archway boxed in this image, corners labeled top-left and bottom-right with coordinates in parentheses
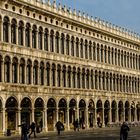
top-left (104, 100), bottom-right (110, 126)
top-left (125, 101), bottom-right (130, 121)
top-left (6, 97), bottom-right (18, 130)
top-left (96, 100), bottom-right (102, 127)
top-left (79, 99), bottom-right (86, 129)
top-left (111, 100), bottom-right (117, 122)
top-left (136, 103), bottom-right (140, 121)
top-left (47, 98), bottom-right (56, 131)
top-left (88, 99), bottom-right (95, 128)
top-left (20, 97), bottom-right (31, 125)
top-left (69, 99), bottom-right (76, 129)
top-left (58, 98), bottom-right (67, 124)
top-left (34, 98), bottom-right (44, 130)
top-left (118, 101), bottom-right (123, 122)
top-left (131, 102), bottom-right (135, 122)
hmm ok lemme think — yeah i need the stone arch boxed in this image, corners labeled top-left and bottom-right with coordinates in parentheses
top-left (125, 101), bottom-right (130, 121)
top-left (118, 101), bottom-right (123, 122)
top-left (111, 100), bottom-right (117, 122)
top-left (104, 100), bottom-right (110, 126)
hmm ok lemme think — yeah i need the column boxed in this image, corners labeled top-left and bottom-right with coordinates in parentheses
top-left (10, 62), bottom-right (12, 83)
top-left (93, 71), bottom-right (95, 89)
top-left (86, 105), bottom-right (89, 129)
top-left (83, 42), bottom-right (85, 59)
top-left (69, 35), bottom-right (71, 56)
top-left (37, 66), bottom-right (40, 85)
top-left (36, 31), bottom-right (38, 49)
top-left (100, 74), bottom-right (103, 90)
top-left (29, 28), bottom-right (32, 48)
top-left (56, 107), bottom-right (59, 122)
top-left (31, 65), bottom-right (33, 85)
top-left (42, 32), bottom-right (44, 51)
top-left (67, 107), bottom-right (70, 130)
top-left (91, 45), bottom-right (93, 60)
top-left (17, 63), bottom-right (20, 84)
top-left (94, 108), bottom-right (97, 127)
top-left (135, 108), bottom-right (137, 121)
top-left (102, 107), bottom-right (105, 127)
top-left (64, 34), bottom-right (66, 55)
top-left (24, 61), bottom-right (27, 84)
top-left (16, 25), bottom-right (18, 45)
top-left (109, 108), bottom-right (112, 125)
top-left (2, 108), bottom-right (6, 134)
top-left (43, 107), bottom-right (48, 132)
top-left (0, 20), bottom-right (3, 42)
top-left (123, 107), bottom-right (125, 122)
top-left (116, 105), bottom-right (118, 123)
top-left (1, 59), bottom-right (4, 82)
top-left (129, 108), bottom-right (131, 122)
top-left (31, 108), bottom-right (35, 122)
top-left (17, 108), bottom-right (21, 134)
top-left (49, 65), bottom-right (52, 87)
top-left (9, 22), bottom-right (11, 43)
top-left (73, 39), bottom-right (76, 57)
top-left (23, 27), bottom-right (25, 46)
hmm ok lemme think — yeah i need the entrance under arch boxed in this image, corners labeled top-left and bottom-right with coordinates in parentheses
top-left (111, 100), bottom-right (117, 122)
top-left (47, 98), bottom-right (56, 131)
top-left (118, 101), bottom-right (123, 122)
top-left (6, 97), bottom-right (18, 130)
top-left (125, 101), bottom-right (130, 121)
top-left (96, 100), bottom-right (102, 127)
top-left (21, 97), bottom-right (31, 125)
top-left (104, 100), bottom-right (110, 126)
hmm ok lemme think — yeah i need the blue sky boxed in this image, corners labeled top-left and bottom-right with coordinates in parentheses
top-left (49, 0), bottom-right (140, 34)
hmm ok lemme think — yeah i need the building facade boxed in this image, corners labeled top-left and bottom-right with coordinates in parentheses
top-left (0, 0), bottom-right (140, 134)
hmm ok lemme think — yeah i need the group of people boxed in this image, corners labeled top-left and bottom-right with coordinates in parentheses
top-left (18, 119), bottom-right (43, 140)
top-left (73, 118), bottom-right (85, 131)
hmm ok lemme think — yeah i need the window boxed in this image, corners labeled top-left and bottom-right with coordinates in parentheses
top-left (4, 56), bottom-right (10, 82)
top-left (32, 25), bottom-right (37, 48)
top-left (18, 21), bottom-right (24, 45)
top-left (76, 38), bottom-right (79, 57)
top-left (55, 32), bottom-right (59, 53)
top-left (66, 35), bottom-right (69, 55)
top-left (50, 30), bottom-right (54, 52)
top-left (61, 33), bottom-right (65, 54)
top-left (3, 17), bottom-right (9, 42)
top-left (12, 57), bottom-right (18, 83)
top-left (44, 29), bottom-right (48, 51)
top-left (38, 27), bottom-right (43, 50)
top-left (25, 23), bottom-right (30, 47)
top-left (71, 37), bottom-right (74, 56)
top-left (11, 19), bottom-right (17, 44)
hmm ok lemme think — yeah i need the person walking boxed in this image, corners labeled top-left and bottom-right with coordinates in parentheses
top-left (55, 121), bottom-right (64, 135)
top-left (29, 122), bottom-right (36, 138)
top-left (18, 122), bottom-right (29, 140)
top-left (120, 122), bottom-right (130, 140)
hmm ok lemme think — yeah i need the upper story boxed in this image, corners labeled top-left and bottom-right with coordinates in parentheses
top-left (0, 0), bottom-right (140, 75)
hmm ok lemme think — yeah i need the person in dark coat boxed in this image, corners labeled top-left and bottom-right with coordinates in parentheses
top-left (29, 122), bottom-right (36, 138)
top-left (120, 122), bottom-right (130, 140)
top-left (55, 121), bottom-right (64, 135)
top-left (73, 119), bottom-right (79, 131)
top-left (18, 122), bottom-right (29, 140)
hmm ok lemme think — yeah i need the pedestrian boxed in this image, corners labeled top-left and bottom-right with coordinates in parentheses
top-left (29, 122), bottom-right (36, 138)
top-left (55, 121), bottom-right (64, 135)
top-left (18, 122), bottom-right (29, 140)
top-left (73, 119), bottom-right (79, 131)
top-left (120, 122), bottom-right (130, 140)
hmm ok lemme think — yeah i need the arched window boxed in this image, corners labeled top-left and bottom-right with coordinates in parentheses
top-left (18, 21), bottom-right (24, 45)
top-left (46, 63), bottom-right (50, 86)
top-left (4, 56), bottom-right (10, 82)
top-left (97, 44), bottom-right (100, 61)
top-left (3, 16), bottom-right (9, 42)
top-left (86, 70), bottom-right (89, 89)
top-left (52, 64), bottom-right (56, 86)
top-left (67, 66), bottom-right (71, 88)
top-left (44, 29), bottom-right (48, 51)
top-left (66, 35), bottom-right (69, 55)
top-left (25, 23), bottom-right (30, 47)
top-left (82, 69), bottom-right (85, 89)
top-left (12, 57), bottom-right (18, 83)
top-left (108, 48), bottom-right (111, 64)
top-left (19, 58), bottom-right (25, 84)
top-left (72, 68), bottom-right (76, 88)
top-left (62, 66), bottom-right (66, 87)
top-left (50, 30), bottom-right (54, 52)
top-left (38, 27), bottom-right (43, 50)
top-left (55, 32), bottom-right (59, 53)
top-left (77, 68), bottom-right (80, 88)
top-left (93, 42), bottom-right (96, 60)
top-left (33, 61), bottom-right (38, 85)
top-left (32, 25), bottom-right (37, 48)
top-left (0, 55), bottom-right (3, 82)
top-left (26, 60), bottom-right (32, 84)
top-left (61, 33), bottom-right (65, 54)
top-left (11, 19), bottom-right (17, 44)
top-left (57, 65), bottom-right (61, 87)
top-left (40, 62), bottom-right (44, 85)
top-left (85, 40), bottom-right (88, 59)
top-left (71, 37), bottom-right (74, 56)
top-left (76, 38), bottom-right (79, 57)
top-left (80, 39), bottom-right (83, 58)
top-left (89, 41), bottom-right (92, 60)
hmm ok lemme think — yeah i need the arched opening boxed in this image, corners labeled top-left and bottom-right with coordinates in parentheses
top-left (58, 98), bottom-right (67, 124)
top-left (32, 25), bottom-right (37, 48)
top-left (131, 102), bottom-right (135, 122)
top-left (125, 101), bottom-right (130, 121)
top-left (0, 55), bottom-right (3, 82)
top-left (25, 23), bottom-right (30, 47)
top-left (111, 100), bottom-right (117, 122)
top-left (12, 57), bottom-right (18, 83)
top-left (3, 16), bottom-right (9, 42)
top-left (11, 19), bottom-right (17, 44)
top-left (79, 99), bottom-right (86, 129)
top-left (26, 59), bottom-right (32, 84)
top-left (104, 100), bottom-right (110, 126)
top-left (18, 21), bottom-right (24, 45)
top-left (118, 101), bottom-right (123, 122)
top-left (47, 98), bottom-right (56, 131)
top-left (34, 98), bottom-right (44, 131)
top-left (69, 99), bottom-right (76, 129)
top-left (136, 103), bottom-right (140, 121)
top-left (40, 61), bottom-right (44, 85)
top-left (19, 58), bottom-right (25, 84)
top-left (38, 27), bottom-right (43, 50)
top-left (20, 97), bottom-right (31, 125)
top-left (96, 100), bottom-right (102, 127)
top-left (33, 60), bottom-right (38, 85)
top-left (6, 97), bottom-right (18, 130)
top-left (88, 99), bottom-right (95, 128)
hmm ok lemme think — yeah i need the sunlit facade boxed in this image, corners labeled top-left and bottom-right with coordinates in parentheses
top-left (0, 0), bottom-right (140, 134)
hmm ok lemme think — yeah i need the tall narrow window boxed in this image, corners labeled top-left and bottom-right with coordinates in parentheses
top-left (50, 30), bottom-right (54, 52)
top-left (76, 38), bottom-right (79, 57)
top-left (61, 33), bottom-right (65, 54)
top-left (19, 58), bottom-right (25, 84)
top-left (40, 62), bottom-right (44, 85)
top-left (57, 65), bottom-right (61, 87)
top-left (66, 35), bottom-right (69, 55)
top-left (18, 21), bottom-right (24, 45)
top-left (44, 29), bottom-right (48, 51)
top-left (52, 64), bottom-right (56, 86)
top-left (32, 25), bottom-right (37, 48)
top-left (26, 60), bottom-right (31, 84)
top-left (85, 40), bottom-right (88, 59)
top-left (3, 17), bottom-right (9, 42)
top-left (25, 23), bottom-right (30, 47)
top-left (12, 57), bottom-right (18, 83)
top-left (55, 32), bottom-right (59, 53)
top-left (80, 39), bottom-right (83, 58)
top-left (4, 56), bottom-right (10, 82)
top-left (11, 19), bottom-right (17, 44)
top-left (38, 27), bottom-right (43, 50)
top-left (71, 37), bottom-right (74, 56)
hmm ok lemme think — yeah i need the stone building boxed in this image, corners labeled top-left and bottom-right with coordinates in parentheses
top-left (0, 0), bottom-right (140, 134)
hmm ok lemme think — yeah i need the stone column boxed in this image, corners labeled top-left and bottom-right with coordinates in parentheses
top-left (94, 108), bottom-right (97, 127)
top-left (48, 32), bottom-right (50, 52)
top-left (86, 104), bottom-right (89, 129)
top-left (31, 108), bottom-right (35, 122)
top-left (67, 107), bottom-right (70, 130)
top-left (109, 107), bottom-right (112, 125)
top-left (29, 28), bottom-right (32, 48)
top-left (17, 63), bottom-right (20, 84)
top-left (23, 27), bottom-right (25, 46)
top-left (24, 61), bottom-right (27, 84)
top-left (102, 107), bottom-right (105, 127)
top-left (17, 108), bottom-right (21, 134)
top-left (2, 108), bottom-right (6, 134)
top-left (30, 64), bottom-right (33, 85)
top-left (16, 25), bottom-right (18, 45)
top-left (69, 35), bottom-right (71, 56)
top-left (43, 107), bottom-right (48, 132)
top-left (10, 61), bottom-right (12, 83)
top-left (93, 71), bottom-right (95, 89)
top-left (83, 42), bottom-right (85, 59)
top-left (0, 20), bottom-right (3, 42)
top-left (135, 108), bottom-right (137, 121)
top-left (73, 39), bottom-right (76, 57)
top-left (116, 105), bottom-right (118, 123)
top-left (37, 66), bottom-right (40, 85)
top-left (56, 107), bottom-right (59, 122)
top-left (36, 31), bottom-right (38, 49)
top-left (1, 59), bottom-right (4, 82)
top-left (42, 32), bottom-right (44, 51)
top-left (9, 23), bottom-right (11, 43)
top-left (129, 108), bottom-right (131, 122)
